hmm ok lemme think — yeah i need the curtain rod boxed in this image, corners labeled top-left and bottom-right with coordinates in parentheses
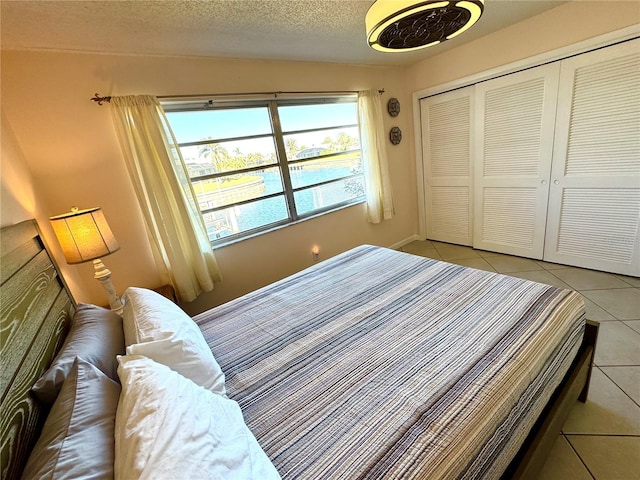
top-left (90, 89), bottom-right (385, 106)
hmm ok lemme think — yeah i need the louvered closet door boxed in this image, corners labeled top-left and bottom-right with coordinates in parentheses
top-left (473, 63), bottom-right (560, 258)
top-left (421, 86), bottom-right (473, 246)
top-left (544, 39), bottom-right (640, 276)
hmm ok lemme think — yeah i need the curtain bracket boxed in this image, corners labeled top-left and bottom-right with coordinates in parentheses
top-left (91, 93), bottom-right (112, 106)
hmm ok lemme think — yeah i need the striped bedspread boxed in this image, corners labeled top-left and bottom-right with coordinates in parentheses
top-left (196, 245), bottom-right (585, 479)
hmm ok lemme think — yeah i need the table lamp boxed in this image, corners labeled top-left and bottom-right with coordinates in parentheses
top-left (50, 207), bottom-right (124, 314)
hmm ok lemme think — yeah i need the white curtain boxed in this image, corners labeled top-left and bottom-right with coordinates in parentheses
top-left (111, 95), bottom-right (222, 302)
top-left (358, 90), bottom-right (394, 223)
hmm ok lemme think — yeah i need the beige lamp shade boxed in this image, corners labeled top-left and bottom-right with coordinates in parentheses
top-left (50, 207), bottom-right (120, 264)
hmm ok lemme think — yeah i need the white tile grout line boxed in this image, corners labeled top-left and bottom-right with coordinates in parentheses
top-left (597, 366), bottom-right (640, 409)
top-left (563, 433), bottom-right (597, 480)
top-left (577, 287), bottom-right (640, 292)
top-left (563, 433), bottom-right (640, 479)
top-left (418, 243), bottom-right (639, 284)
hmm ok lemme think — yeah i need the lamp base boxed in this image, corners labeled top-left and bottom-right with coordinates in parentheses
top-left (93, 258), bottom-right (124, 315)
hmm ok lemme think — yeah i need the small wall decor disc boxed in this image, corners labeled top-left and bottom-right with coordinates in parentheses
top-left (390, 126), bottom-right (402, 145)
top-left (387, 97), bottom-right (400, 117)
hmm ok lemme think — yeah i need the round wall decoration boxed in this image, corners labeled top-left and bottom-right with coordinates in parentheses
top-left (389, 127), bottom-right (402, 145)
top-left (387, 97), bottom-right (400, 117)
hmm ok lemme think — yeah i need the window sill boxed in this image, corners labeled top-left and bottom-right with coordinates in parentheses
top-left (212, 200), bottom-right (365, 250)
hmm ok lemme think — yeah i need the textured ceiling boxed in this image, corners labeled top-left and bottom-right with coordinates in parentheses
top-left (0, 0), bottom-right (567, 67)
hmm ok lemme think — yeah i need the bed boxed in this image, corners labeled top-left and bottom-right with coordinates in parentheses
top-left (1, 220), bottom-right (598, 479)
top-left (1, 221), bottom-right (75, 480)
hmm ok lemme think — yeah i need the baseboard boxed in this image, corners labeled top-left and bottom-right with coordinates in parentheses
top-left (389, 234), bottom-right (421, 250)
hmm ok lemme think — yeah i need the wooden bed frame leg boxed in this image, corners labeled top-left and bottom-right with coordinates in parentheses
top-left (579, 320), bottom-right (599, 403)
top-left (505, 318), bottom-right (599, 480)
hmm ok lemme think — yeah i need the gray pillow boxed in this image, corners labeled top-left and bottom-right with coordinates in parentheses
top-left (21, 357), bottom-right (120, 480)
top-left (32, 303), bottom-right (125, 404)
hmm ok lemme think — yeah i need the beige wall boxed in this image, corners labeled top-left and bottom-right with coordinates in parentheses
top-left (1, 52), bottom-right (416, 314)
top-left (1, 109), bottom-right (36, 226)
top-left (0, 107), bottom-right (90, 299)
top-left (405, 1), bottom-right (640, 93)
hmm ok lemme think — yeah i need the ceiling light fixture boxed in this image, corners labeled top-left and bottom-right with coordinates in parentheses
top-left (366, 0), bottom-right (485, 52)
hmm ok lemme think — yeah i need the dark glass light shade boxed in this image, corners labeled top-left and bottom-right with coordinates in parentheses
top-left (366, 0), bottom-right (485, 52)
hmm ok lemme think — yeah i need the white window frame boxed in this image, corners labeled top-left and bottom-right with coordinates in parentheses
top-left (163, 95), bottom-right (365, 245)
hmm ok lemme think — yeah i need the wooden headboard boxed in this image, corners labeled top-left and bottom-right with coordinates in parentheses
top-left (0, 220), bottom-right (76, 480)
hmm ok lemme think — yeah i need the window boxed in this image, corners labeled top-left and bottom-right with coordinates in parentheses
top-left (164, 96), bottom-right (365, 244)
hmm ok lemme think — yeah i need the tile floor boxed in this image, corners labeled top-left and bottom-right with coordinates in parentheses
top-left (400, 240), bottom-right (640, 480)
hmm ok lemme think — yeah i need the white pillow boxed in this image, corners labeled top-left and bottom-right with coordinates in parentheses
top-left (115, 355), bottom-right (281, 480)
top-left (122, 287), bottom-right (225, 395)
top-left (122, 286), bottom-right (197, 345)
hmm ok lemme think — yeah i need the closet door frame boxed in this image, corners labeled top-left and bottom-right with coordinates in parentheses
top-left (412, 25), bottom-right (639, 242)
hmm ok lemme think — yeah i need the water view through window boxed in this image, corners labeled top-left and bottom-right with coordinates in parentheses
top-left (165, 97), bottom-right (365, 243)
